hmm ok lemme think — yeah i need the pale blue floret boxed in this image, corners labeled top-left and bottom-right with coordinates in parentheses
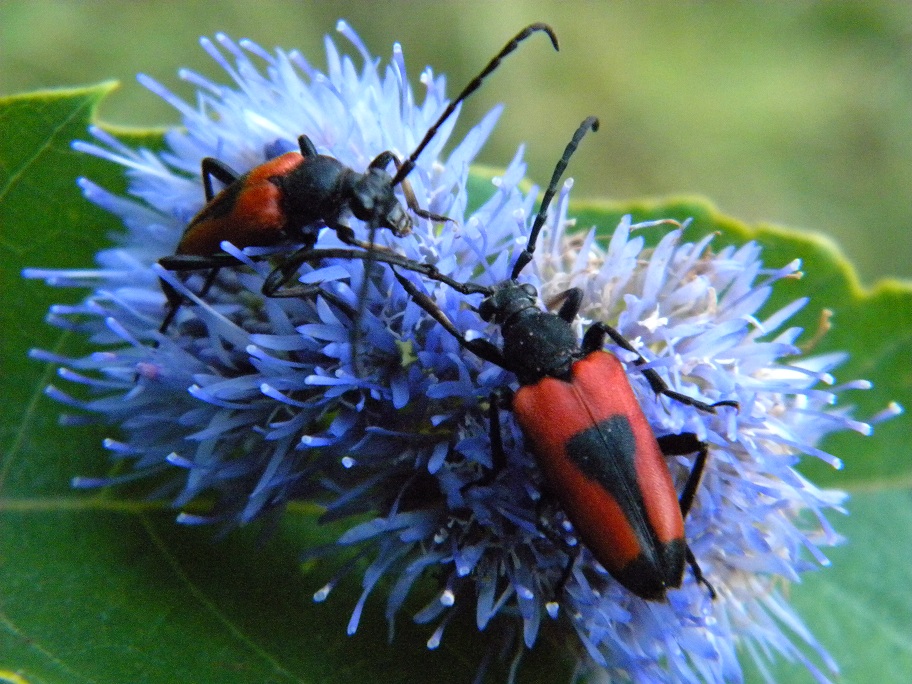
top-left (21, 23), bottom-right (896, 684)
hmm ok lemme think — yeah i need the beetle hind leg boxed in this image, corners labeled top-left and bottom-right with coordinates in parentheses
top-left (157, 254), bottom-right (244, 334)
top-left (658, 432), bottom-right (717, 600)
top-left (685, 545), bottom-right (717, 599)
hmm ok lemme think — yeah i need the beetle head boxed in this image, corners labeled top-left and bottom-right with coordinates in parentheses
top-left (478, 281), bottom-right (537, 325)
top-left (350, 168), bottom-right (412, 237)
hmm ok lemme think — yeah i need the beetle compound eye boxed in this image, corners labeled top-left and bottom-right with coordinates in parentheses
top-left (521, 283), bottom-right (537, 298)
top-left (478, 298), bottom-right (497, 322)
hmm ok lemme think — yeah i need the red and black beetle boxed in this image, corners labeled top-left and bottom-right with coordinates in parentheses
top-left (336, 116), bottom-right (740, 600)
top-left (156, 23), bottom-right (559, 334)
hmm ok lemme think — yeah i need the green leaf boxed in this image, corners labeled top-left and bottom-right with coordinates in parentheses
top-left (1, 83), bottom-right (161, 497)
top-left (742, 489), bottom-right (912, 683)
top-left (2, 86), bottom-right (910, 683)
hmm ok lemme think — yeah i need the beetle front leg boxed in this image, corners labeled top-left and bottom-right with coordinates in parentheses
top-left (401, 178), bottom-right (451, 223)
top-left (329, 220), bottom-right (398, 252)
top-left (392, 270), bottom-right (510, 370)
top-left (461, 388), bottom-right (515, 493)
top-left (545, 287), bottom-right (583, 323)
top-left (381, 152), bottom-right (452, 223)
top-left (487, 387), bottom-right (516, 473)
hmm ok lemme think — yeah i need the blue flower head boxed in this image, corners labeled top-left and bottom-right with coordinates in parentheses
top-left (23, 22), bottom-right (900, 683)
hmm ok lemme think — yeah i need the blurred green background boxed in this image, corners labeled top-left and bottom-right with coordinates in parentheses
top-left (3, 2), bottom-right (911, 283)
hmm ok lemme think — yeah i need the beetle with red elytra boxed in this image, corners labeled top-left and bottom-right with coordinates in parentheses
top-left (156, 23), bottom-right (560, 335)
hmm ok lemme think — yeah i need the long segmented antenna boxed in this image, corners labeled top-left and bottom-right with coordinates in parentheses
top-left (352, 23), bottom-right (557, 375)
top-left (390, 23), bottom-right (559, 187)
top-left (510, 116), bottom-right (600, 281)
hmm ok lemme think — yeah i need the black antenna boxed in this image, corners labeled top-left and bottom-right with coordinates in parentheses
top-left (510, 116), bottom-right (599, 281)
top-left (390, 23), bottom-right (559, 187)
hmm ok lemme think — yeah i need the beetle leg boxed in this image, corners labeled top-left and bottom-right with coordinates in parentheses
top-left (158, 253), bottom-right (243, 271)
top-left (656, 433), bottom-right (707, 519)
top-left (400, 177), bottom-right (451, 223)
top-left (686, 546), bottom-right (716, 599)
top-left (159, 267), bottom-right (222, 333)
top-left (257, 255), bottom-right (359, 318)
top-left (584, 322), bottom-right (739, 413)
top-left (392, 270), bottom-right (509, 369)
top-left (328, 220), bottom-right (399, 252)
top-left (158, 253), bottom-right (243, 334)
top-left (460, 389), bottom-right (514, 493)
top-left (488, 389), bottom-right (511, 472)
top-left (197, 267), bottom-right (222, 299)
top-left (260, 245), bottom-right (325, 298)
top-left (158, 271), bottom-right (219, 334)
top-left (200, 157), bottom-right (240, 202)
top-left (657, 432), bottom-right (717, 599)
top-left (158, 290), bottom-right (181, 334)
top-left (369, 150), bottom-right (451, 240)
top-left (486, 387), bottom-right (515, 474)
top-left (331, 222), bottom-right (361, 248)
top-left (468, 383), bottom-right (586, 600)
top-left (257, 227), bottom-right (324, 297)
top-left (382, 153), bottom-right (452, 224)
top-left (553, 548), bottom-right (580, 600)
top-left (258, 250), bottom-right (357, 310)
top-left (548, 287), bottom-right (583, 323)
top-left (261, 282), bottom-right (321, 299)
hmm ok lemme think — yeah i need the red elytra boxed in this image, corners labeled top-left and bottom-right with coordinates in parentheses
top-left (513, 351), bottom-right (688, 600)
top-left (176, 154), bottom-right (300, 257)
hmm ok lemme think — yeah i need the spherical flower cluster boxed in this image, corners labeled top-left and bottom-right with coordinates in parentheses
top-left (23, 22), bottom-right (897, 683)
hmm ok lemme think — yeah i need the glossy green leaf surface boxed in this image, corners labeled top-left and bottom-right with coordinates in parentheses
top-left (1, 87), bottom-right (910, 683)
